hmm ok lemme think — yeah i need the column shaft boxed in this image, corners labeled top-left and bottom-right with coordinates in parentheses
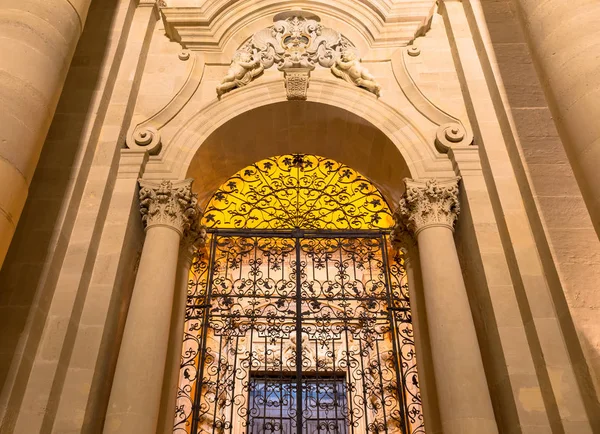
top-left (104, 178), bottom-right (198, 434)
top-left (417, 226), bottom-right (497, 433)
top-left (396, 177), bottom-right (498, 434)
top-left (104, 225), bottom-right (181, 433)
top-left (0, 0), bottom-right (92, 268)
top-left (512, 0), bottom-right (600, 236)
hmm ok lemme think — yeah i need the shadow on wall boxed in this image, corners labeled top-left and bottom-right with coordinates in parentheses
top-left (475, 0), bottom-right (600, 427)
top-left (0, 0), bottom-right (123, 407)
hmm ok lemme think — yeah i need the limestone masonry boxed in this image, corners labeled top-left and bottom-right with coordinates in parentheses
top-left (0, 1), bottom-right (599, 433)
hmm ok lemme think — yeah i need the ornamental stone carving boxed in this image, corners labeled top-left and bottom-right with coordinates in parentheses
top-left (216, 12), bottom-right (381, 97)
top-left (395, 177), bottom-right (461, 235)
top-left (331, 49), bottom-right (381, 96)
top-left (216, 51), bottom-right (265, 97)
top-left (180, 217), bottom-right (208, 261)
top-left (283, 69), bottom-right (311, 100)
top-left (391, 217), bottom-right (416, 254)
top-left (138, 179), bottom-right (198, 235)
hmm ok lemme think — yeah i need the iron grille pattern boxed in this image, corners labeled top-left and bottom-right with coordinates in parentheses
top-left (201, 154), bottom-right (394, 230)
top-left (174, 231), bottom-right (424, 434)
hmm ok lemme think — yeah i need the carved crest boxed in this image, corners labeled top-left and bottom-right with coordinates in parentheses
top-left (216, 12), bottom-right (381, 98)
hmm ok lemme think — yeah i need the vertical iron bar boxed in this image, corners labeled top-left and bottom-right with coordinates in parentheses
top-left (211, 334), bottom-right (225, 434)
top-left (380, 234), bottom-right (409, 432)
top-left (375, 338), bottom-right (389, 432)
top-left (339, 242), bottom-right (355, 434)
top-left (228, 335), bottom-right (240, 434)
top-left (356, 335), bottom-right (370, 430)
top-left (295, 235), bottom-right (303, 434)
top-left (190, 234), bottom-right (218, 434)
top-left (248, 315), bottom-right (256, 434)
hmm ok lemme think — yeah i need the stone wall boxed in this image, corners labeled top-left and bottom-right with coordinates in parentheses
top-left (468, 0), bottom-right (600, 416)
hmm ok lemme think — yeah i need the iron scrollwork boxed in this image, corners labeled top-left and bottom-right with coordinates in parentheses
top-left (202, 154), bottom-right (394, 231)
top-left (174, 233), bottom-right (424, 434)
top-left (175, 154), bottom-right (423, 434)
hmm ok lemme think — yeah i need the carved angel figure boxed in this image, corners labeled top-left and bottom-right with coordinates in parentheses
top-left (216, 51), bottom-right (264, 97)
top-left (331, 49), bottom-right (381, 96)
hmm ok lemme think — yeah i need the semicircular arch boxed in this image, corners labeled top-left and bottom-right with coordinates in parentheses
top-left (149, 78), bottom-right (454, 201)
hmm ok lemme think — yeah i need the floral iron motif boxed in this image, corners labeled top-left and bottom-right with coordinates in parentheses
top-left (201, 154), bottom-right (394, 230)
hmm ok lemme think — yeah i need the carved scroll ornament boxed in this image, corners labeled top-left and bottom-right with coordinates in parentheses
top-left (216, 13), bottom-right (381, 97)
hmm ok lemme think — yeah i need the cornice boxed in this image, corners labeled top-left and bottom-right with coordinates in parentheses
top-left (159, 0), bottom-right (436, 51)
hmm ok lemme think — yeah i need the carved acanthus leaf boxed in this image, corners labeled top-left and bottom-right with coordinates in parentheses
top-left (138, 179), bottom-right (198, 235)
top-left (395, 177), bottom-right (461, 235)
top-left (391, 216), bottom-right (416, 254)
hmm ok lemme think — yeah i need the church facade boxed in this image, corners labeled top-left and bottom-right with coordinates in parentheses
top-left (0, 1), bottom-right (599, 433)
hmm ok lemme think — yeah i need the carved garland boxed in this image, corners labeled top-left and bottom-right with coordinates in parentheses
top-left (216, 13), bottom-right (381, 98)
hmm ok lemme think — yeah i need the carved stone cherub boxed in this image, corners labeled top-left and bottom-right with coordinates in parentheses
top-left (331, 49), bottom-right (381, 96)
top-left (216, 50), bottom-right (265, 97)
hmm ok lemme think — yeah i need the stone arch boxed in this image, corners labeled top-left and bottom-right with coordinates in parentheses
top-left (147, 78), bottom-right (455, 205)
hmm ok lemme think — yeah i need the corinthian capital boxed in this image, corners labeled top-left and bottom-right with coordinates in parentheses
top-left (396, 177), bottom-right (461, 235)
top-left (138, 179), bottom-right (198, 235)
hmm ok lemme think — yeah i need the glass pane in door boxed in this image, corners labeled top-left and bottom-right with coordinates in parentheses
top-left (248, 375), bottom-right (347, 434)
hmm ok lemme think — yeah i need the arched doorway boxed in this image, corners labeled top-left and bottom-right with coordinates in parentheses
top-left (174, 154), bottom-right (424, 434)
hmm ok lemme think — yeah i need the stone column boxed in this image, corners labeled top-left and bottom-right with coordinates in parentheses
top-left (396, 177), bottom-right (498, 434)
top-left (0, 0), bottom-right (93, 268)
top-left (104, 179), bottom-right (198, 434)
top-left (511, 0), bottom-right (600, 236)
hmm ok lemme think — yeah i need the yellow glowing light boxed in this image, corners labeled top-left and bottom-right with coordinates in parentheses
top-left (201, 154), bottom-right (394, 230)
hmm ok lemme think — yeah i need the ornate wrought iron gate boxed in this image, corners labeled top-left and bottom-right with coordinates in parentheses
top-left (176, 229), bottom-right (424, 434)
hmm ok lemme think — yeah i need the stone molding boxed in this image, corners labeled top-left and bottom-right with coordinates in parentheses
top-left (159, 1), bottom-right (436, 52)
top-left (396, 177), bottom-right (461, 235)
top-left (126, 52), bottom-right (204, 155)
top-left (391, 47), bottom-right (473, 152)
top-left (150, 78), bottom-right (456, 181)
top-left (138, 179), bottom-right (199, 235)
